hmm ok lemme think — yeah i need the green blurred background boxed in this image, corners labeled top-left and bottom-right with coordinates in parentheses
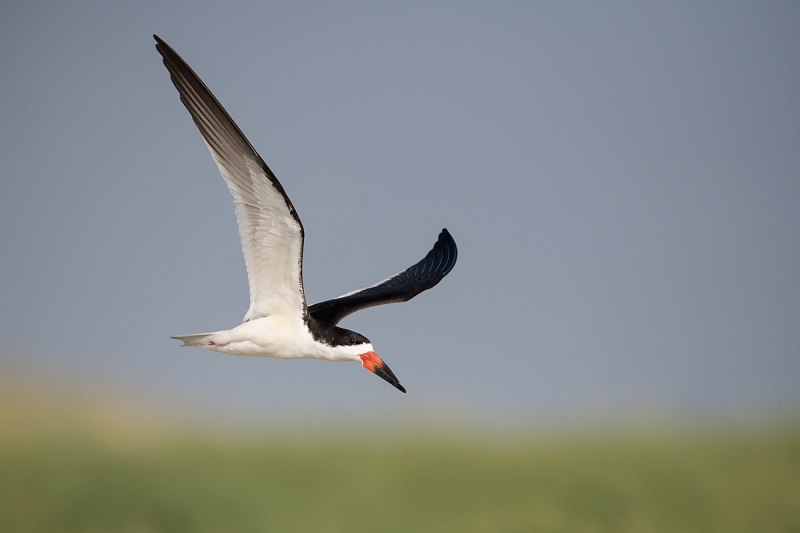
top-left (2, 373), bottom-right (798, 532)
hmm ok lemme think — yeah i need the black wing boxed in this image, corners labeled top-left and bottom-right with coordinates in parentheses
top-left (308, 229), bottom-right (457, 325)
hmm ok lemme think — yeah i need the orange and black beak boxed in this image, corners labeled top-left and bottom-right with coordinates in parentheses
top-left (359, 351), bottom-right (406, 393)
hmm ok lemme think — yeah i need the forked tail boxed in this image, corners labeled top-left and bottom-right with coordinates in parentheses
top-left (171, 333), bottom-right (214, 347)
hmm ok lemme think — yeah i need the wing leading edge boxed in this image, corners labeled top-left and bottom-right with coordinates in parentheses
top-left (309, 229), bottom-right (458, 325)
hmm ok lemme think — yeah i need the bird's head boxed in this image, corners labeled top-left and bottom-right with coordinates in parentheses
top-left (306, 318), bottom-right (406, 393)
top-left (327, 326), bottom-right (406, 393)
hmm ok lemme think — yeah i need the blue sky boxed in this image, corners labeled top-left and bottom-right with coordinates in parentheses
top-left (1, 1), bottom-right (798, 424)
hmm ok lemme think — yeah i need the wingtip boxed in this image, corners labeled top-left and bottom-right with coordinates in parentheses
top-left (154, 35), bottom-right (166, 56)
top-left (438, 228), bottom-right (457, 260)
top-left (153, 34), bottom-right (172, 56)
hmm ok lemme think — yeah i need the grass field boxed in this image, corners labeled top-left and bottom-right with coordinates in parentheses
top-left (1, 381), bottom-right (799, 532)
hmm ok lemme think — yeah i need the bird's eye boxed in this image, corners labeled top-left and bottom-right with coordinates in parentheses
top-left (349, 337), bottom-right (354, 345)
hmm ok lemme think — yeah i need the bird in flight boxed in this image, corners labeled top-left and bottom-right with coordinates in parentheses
top-left (155, 35), bottom-right (457, 392)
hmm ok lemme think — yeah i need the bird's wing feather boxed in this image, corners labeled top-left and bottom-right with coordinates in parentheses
top-left (155, 36), bottom-right (306, 322)
top-left (308, 229), bottom-right (457, 325)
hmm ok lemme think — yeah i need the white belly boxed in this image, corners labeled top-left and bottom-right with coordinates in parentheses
top-left (205, 315), bottom-right (362, 362)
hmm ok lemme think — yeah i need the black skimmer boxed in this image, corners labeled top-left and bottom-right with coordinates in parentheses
top-left (155, 36), bottom-right (457, 393)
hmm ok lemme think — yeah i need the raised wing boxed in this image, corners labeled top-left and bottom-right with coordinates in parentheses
top-left (155, 35), bottom-right (306, 322)
top-left (309, 229), bottom-right (457, 325)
